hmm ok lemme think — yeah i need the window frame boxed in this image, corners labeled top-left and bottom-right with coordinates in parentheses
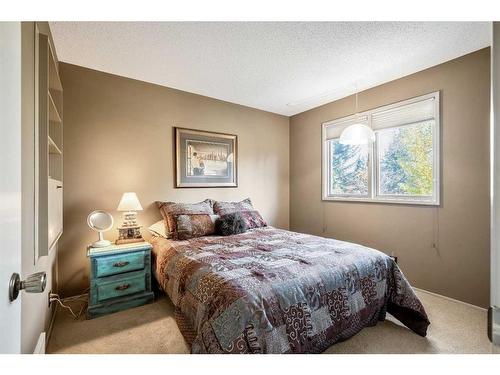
top-left (321, 91), bottom-right (440, 206)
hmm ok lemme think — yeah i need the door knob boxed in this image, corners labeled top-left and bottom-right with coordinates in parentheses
top-left (9, 272), bottom-right (47, 302)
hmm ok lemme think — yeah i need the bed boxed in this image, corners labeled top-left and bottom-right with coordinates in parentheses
top-left (151, 226), bottom-right (429, 354)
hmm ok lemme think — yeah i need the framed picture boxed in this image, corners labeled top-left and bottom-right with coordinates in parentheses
top-left (174, 127), bottom-right (238, 188)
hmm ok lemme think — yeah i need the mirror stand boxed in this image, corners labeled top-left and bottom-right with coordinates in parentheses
top-left (92, 231), bottom-right (111, 248)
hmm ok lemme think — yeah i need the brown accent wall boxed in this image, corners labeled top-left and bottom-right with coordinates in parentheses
top-left (59, 63), bottom-right (289, 297)
top-left (290, 48), bottom-right (490, 307)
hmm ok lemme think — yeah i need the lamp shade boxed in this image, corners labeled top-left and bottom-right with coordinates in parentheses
top-left (117, 192), bottom-right (143, 211)
top-left (339, 123), bottom-right (375, 145)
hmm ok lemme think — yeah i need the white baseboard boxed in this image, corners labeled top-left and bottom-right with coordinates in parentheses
top-left (33, 332), bottom-right (46, 354)
top-left (414, 287), bottom-right (487, 311)
top-left (46, 302), bottom-right (57, 350)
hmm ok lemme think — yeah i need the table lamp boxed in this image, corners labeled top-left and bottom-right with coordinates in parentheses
top-left (116, 192), bottom-right (144, 244)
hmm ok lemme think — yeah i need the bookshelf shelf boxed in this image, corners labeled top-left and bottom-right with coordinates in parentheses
top-left (49, 91), bottom-right (62, 123)
top-left (48, 136), bottom-right (62, 155)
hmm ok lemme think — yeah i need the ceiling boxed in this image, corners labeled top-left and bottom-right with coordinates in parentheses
top-left (49, 22), bottom-right (491, 116)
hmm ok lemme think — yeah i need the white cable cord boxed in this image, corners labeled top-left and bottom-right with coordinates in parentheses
top-left (62, 294), bottom-right (89, 302)
top-left (51, 298), bottom-right (84, 319)
top-left (50, 292), bottom-right (89, 320)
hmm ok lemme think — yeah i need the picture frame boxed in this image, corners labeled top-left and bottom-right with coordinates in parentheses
top-left (174, 127), bottom-right (238, 188)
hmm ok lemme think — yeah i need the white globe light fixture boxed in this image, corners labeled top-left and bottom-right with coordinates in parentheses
top-left (339, 87), bottom-right (375, 145)
top-left (339, 123), bottom-right (375, 145)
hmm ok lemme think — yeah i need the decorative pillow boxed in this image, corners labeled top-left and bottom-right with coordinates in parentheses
top-left (238, 210), bottom-right (267, 229)
top-left (176, 214), bottom-right (218, 240)
top-left (215, 212), bottom-right (248, 236)
top-left (213, 198), bottom-right (254, 216)
top-left (148, 220), bottom-right (168, 238)
top-left (156, 199), bottom-right (214, 238)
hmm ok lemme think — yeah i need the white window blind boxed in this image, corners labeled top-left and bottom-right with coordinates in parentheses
top-left (371, 97), bottom-right (436, 130)
top-left (324, 115), bottom-right (369, 140)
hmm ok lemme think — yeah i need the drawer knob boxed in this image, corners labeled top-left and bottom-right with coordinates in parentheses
top-left (113, 261), bottom-right (130, 268)
top-left (115, 284), bottom-right (130, 291)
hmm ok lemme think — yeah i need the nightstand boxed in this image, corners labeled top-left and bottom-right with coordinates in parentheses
top-left (87, 242), bottom-right (154, 319)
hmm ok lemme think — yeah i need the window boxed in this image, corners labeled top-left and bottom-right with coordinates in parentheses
top-left (329, 140), bottom-right (369, 196)
top-left (322, 92), bottom-right (440, 205)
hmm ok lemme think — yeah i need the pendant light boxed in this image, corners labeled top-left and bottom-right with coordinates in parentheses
top-left (339, 87), bottom-right (375, 145)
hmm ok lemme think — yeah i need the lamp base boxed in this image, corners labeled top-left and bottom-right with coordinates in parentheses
top-left (92, 239), bottom-right (111, 248)
top-left (116, 225), bottom-right (143, 245)
top-left (121, 211), bottom-right (139, 227)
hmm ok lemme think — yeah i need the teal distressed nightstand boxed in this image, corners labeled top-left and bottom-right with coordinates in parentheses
top-left (87, 242), bottom-right (154, 319)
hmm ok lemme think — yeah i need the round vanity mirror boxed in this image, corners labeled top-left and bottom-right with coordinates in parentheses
top-left (87, 210), bottom-right (114, 247)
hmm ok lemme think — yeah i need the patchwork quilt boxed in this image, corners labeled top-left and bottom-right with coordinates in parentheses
top-left (151, 227), bottom-right (430, 353)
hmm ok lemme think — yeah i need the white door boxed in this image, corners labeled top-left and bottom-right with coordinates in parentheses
top-left (0, 22), bottom-right (23, 354)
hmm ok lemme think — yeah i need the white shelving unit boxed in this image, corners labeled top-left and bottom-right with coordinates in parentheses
top-left (36, 26), bottom-right (63, 258)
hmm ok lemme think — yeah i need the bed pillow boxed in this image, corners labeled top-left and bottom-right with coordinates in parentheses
top-left (213, 198), bottom-right (267, 229)
top-left (148, 220), bottom-right (168, 238)
top-left (215, 212), bottom-right (248, 236)
top-left (213, 198), bottom-right (254, 216)
top-left (176, 214), bottom-right (218, 240)
top-left (156, 199), bottom-right (214, 238)
top-left (237, 210), bottom-right (267, 229)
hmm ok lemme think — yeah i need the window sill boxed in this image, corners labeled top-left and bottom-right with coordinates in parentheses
top-left (322, 196), bottom-right (440, 206)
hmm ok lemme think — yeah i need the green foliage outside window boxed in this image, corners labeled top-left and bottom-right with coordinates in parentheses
top-left (379, 121), bottom-right (433, 196)
top-left (329, 120), bottom-right (434, 198)
top-left (330, 140), bottom-right (368, 195)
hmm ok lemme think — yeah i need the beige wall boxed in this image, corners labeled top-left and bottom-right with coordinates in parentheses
top-left (60, 48), bottom-right (490, 307)
top-left (290, 48), bottom-right (490, 307)
top-left (59, 63), bottom-right (289, 297)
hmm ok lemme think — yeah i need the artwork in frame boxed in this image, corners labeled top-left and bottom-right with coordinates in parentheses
top-left (174, 127), bottom-right (238, 188)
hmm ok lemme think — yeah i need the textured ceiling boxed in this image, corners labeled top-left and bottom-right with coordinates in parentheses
top-left (49, 22), bottom-right (491, 116)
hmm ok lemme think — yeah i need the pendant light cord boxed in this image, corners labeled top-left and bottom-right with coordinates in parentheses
top-left (355, 83), bottom-right (359, 114)
top-left (433, 207), bottom-right (440, 254)
top-left (355, 84), bottom-right (359, 113)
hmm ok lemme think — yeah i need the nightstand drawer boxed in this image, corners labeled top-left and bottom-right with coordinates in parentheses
top-left (93, 251), bottom-right (146, 278)
top-left (95, 272), bottom-right (147, 302)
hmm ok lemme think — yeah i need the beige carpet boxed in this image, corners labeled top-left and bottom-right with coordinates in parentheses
top-left (47, 290), bottom-right (494, 354)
